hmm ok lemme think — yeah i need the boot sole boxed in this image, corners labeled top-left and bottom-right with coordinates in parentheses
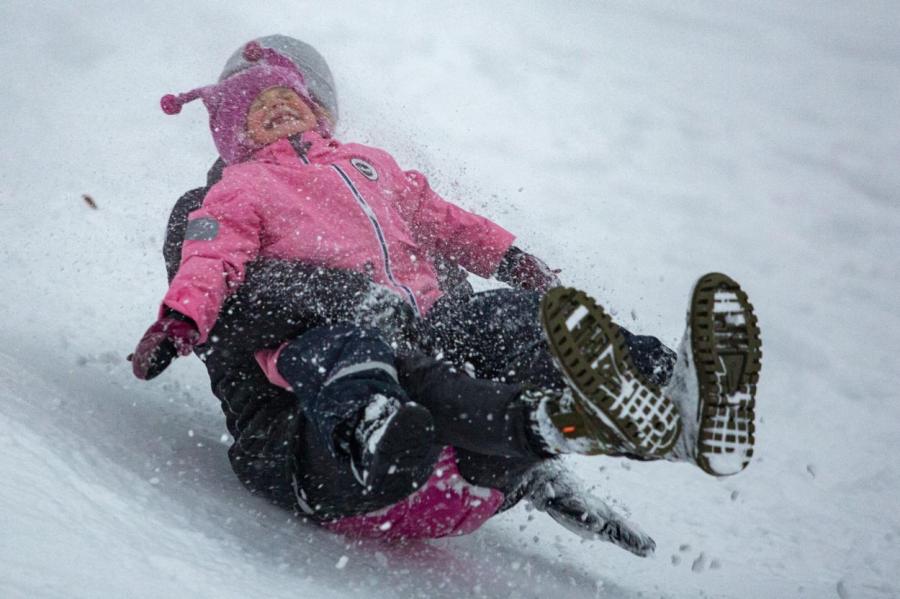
top-left (540, 288), bottom-right (680, 457)
top-left (689, 273), bottom-right (762, 476)
top-left (358, 403), bottom-right (437, 491)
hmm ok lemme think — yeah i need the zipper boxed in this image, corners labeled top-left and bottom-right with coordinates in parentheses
top-left (288, 136), bottom-right (420, 315)
top-left (331, 164), bottom-right (421, 315)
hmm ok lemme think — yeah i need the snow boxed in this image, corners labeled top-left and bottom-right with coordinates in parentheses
top-left (362, 394), bottom-right (396, 454)
top-left (2, 0), bottom-right (899, 597)
top-left (566, 306), bottom-right (590, 331)
top-left (703, 452), bottom-right (746, 478)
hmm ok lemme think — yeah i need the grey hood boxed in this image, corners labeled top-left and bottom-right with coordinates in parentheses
top-left (220, 34), bottom-right (338, 124)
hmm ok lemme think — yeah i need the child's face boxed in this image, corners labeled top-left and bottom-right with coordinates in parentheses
top-left (245, 86), bottom-right (318, 145)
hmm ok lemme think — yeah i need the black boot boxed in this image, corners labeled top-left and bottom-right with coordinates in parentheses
top-left (347, 394), bottom-right (436, 491)
top-left (277, 325), bottom-right (440, 494)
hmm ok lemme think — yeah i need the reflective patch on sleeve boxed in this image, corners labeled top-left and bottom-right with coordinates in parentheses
top-left (185, 217), bottom-right (220, 241)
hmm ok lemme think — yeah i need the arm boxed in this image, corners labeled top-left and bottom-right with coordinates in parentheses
top-left (163, 186), bottom-right (207, 283)
top-left (162, 187), bottom-right (263, 343)
top-left (402, 170), bottom-right (515, 278)
top-left (162, 159), bottom-right (227, 283)
top-left (133, 186), bottom-right (262, 380)
top-left (494, 245), bottom-right (561, 293)
top-left (403, 170), bottom-right (560, 290)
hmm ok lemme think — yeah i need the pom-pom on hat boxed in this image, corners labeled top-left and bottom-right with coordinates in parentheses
top-left (161, 41), bottom-right (328, 165)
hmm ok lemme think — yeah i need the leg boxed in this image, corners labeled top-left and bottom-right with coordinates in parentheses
top-left (452, 449), bottom-right (543, 504)
top-left (619, 328), bottom-right (676, 386)
top-left (396, 351), bottom-right (549, 459)
top-left (275, 324), bottom-right (441, 509)
top-left (424, 288), bottom-right (675, 388)
top-left (210, 362), bottom-right (307, 512)
top-left (395, 350), bottom-right (658, 557)
top-left (276, 325), bottom-right (405, 454)
top-left (423, 288), bottom-right (560, 386)
top-left (204, 326), bottom-right (439, 521)
top-left (421, 289), bottom-right (679, 455)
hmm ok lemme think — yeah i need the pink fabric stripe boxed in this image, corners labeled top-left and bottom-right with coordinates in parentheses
top-left (322, 447), bottom-right (505, 540)
top-left (254, 343), bottom-right (292, 390)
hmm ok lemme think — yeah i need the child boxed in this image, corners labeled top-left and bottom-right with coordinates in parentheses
top-left (133, 36), bottom-right (761, 554)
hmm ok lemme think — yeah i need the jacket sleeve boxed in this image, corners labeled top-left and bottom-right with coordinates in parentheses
top-left (402, 169), bottom-right (515, 278)
top-left (163, 187), bottom-right (208, 284)
top-left (162, 160), bottom-right (225, 284)
top-left (162, 186), bottom-right (263, 343)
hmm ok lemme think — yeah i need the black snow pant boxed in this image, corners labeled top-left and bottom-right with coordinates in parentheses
top-left (226, 295), bottom-right (554, 520)
top-left (198, 262), bottom-right (675, 520)
top-left (402, 289), bottom-right (676, 499)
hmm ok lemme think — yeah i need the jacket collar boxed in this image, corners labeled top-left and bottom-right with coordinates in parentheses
top-left (249, 130), bottom-right (341, 165)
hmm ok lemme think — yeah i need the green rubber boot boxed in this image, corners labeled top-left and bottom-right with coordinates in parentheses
top-left (539, 287), bottom-right (681, 458)
top-left (667, 273), bottom-right (762, 476)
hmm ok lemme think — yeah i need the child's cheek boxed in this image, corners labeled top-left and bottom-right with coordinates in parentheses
top-left (245, 110), bottom-right (265, 142)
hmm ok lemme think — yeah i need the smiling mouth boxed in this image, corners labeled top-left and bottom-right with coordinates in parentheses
top-left (265, 111), bottom-right (301, 130)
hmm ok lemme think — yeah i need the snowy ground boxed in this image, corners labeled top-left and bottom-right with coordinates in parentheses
top-left (2, 1), bottom-right (899, 597)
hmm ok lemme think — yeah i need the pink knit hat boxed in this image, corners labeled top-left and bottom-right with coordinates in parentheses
top-left (161, 42), bottom-right (330, 164)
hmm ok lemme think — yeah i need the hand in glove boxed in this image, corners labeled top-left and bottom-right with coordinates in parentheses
top-left (130, 313), bottom-right (200, 380)
top-left (523, 460), bottom-right (656, 557)
top-left (495, 246), bottom-right (561, 293)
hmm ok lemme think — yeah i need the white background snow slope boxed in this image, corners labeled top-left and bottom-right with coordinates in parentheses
top-left (1, 1), bottom-right (899, 598)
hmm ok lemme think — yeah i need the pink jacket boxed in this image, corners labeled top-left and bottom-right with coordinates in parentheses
top-left (164, 131), bottom-right (515, 342)
top-left (165, 131), bottom-right (515, 538)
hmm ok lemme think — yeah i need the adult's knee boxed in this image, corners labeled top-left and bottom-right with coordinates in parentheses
top-left (275, 324), bottom-right (397, 389)
top-left (276, 324), bottom-right (408, 455)
top-left (424, 289), bottom-right (543, 373)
